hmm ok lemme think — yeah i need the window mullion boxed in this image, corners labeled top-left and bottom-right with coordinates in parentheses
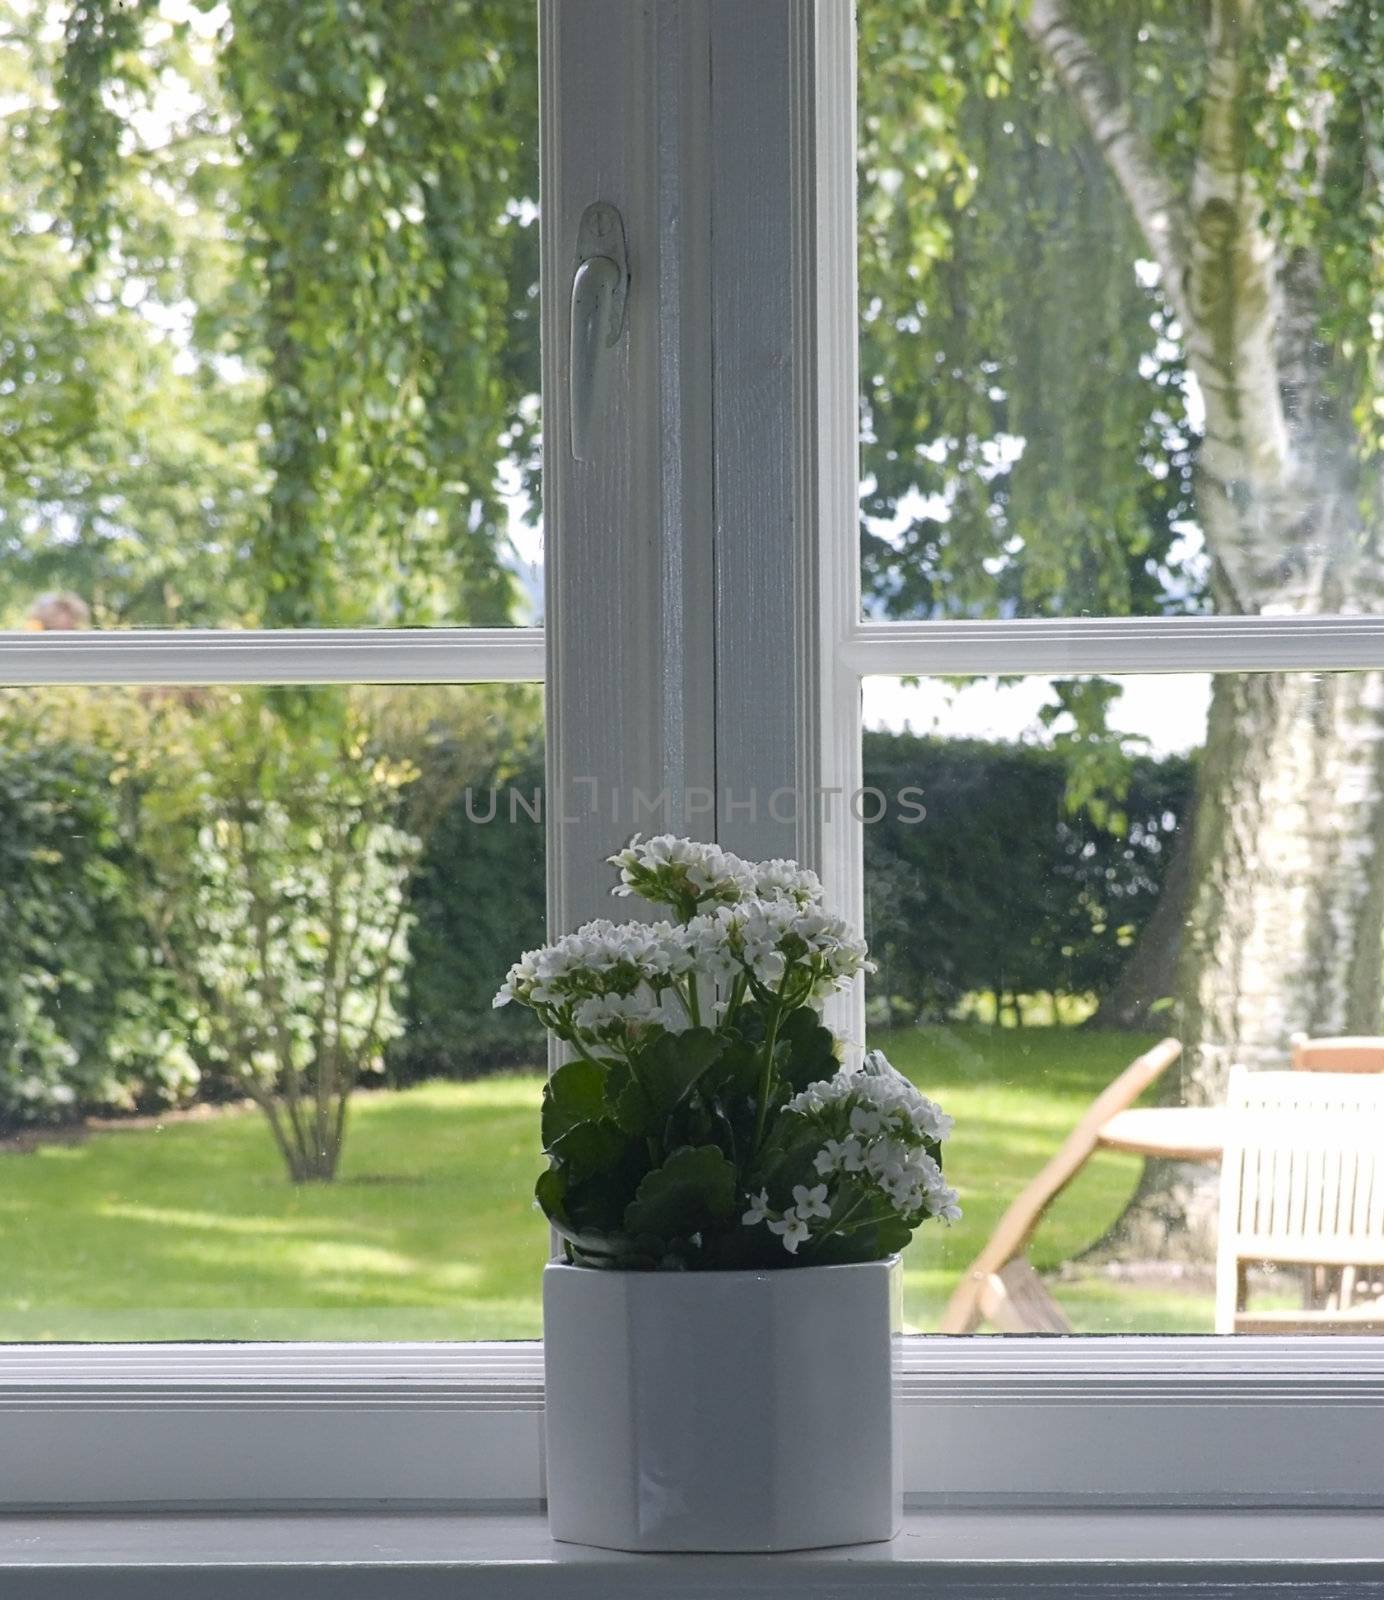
top-left (705, 0), bottom-right (862, 1040)
top-left (540, 0), bottom-right (719, 940)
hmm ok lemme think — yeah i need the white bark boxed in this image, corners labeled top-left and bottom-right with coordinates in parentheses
top-left (1023, 0), bottom-right (1191, 329)
top-left (1029, 0), bottom-right (1384, 1260)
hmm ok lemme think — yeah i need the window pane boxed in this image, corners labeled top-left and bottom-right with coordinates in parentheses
top-left (2, 2), bottom-right (540, 630)
top-left (0, 682), bottom-right (547, 1340)
top-left (863, 671), bottom-right (1384, 1334)
top-left (858, 4), bottom-right (1376, 623)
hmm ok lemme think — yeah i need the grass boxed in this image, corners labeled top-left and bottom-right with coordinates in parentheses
top-left (0, 1024), bottom-right (1217, 1341)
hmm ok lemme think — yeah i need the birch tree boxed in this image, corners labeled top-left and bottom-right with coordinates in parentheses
top-left (860, 0), bottom-right (1384, 1253)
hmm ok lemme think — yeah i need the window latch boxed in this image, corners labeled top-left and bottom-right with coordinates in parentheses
top-left (569, 201), bottom-right (629, 463)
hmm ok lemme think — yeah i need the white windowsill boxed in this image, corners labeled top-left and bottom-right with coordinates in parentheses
top-left (2, 1508), bottom-right (1382, 1597)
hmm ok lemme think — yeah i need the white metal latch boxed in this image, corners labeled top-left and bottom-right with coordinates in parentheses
top-left (569, 201), bottom-right (629, 463)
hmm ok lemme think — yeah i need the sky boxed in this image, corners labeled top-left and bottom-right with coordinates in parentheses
top-left (862, 673), bottom-right (1212, 757)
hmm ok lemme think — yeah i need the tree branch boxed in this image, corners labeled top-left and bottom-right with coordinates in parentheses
top-left (1024, 0), bottom-right (1191, 327)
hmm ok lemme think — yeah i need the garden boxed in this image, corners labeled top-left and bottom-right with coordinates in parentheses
top-left (2, 1025), bottom-right (1206, 1341)
top-left (6, 0), bottom-right (1384, 1344)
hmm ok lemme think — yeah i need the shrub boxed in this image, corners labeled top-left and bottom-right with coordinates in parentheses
top-left (0, 720), bottom-right (194, 1127)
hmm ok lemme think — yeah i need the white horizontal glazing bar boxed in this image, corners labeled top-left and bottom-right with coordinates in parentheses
top-left (0, 628), bottom-right (545, 687)
top-left (845, 614), bottom-right (1384, 677)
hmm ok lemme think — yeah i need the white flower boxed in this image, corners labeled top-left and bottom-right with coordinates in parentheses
top-left (571, 990), bottom-right (663, 1035)
top-left (814, 1135), bottom-right (864, 1175)
top-left (791, 1183), bottom-right (831, 1220)
top-left (849, 1105), bottom-right (887, 1138)
top-left (494, 918), bottom-right (693, 1010)
top-left (608, 834), bottom-right (753, 907)
top-left (741, 1189), bottom-right (773, 1226)
top-left (751, 859), bottom-right (825, 907)
top-left (686, 897), bottom-right (873, 995)
top-left (768, 1208), bottom-right (812, 1254)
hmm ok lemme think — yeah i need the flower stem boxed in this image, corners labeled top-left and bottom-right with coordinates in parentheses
top-left (751, 984), bottom-right (788, 1155)
top-left (807, 1192), bottom-right (869, 1252)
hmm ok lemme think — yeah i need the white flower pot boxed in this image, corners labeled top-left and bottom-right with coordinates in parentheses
top-left (541, 1257), bottom-right (902, 1552)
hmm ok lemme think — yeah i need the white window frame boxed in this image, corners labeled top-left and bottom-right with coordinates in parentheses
top-left (2, 0), bottom-right (1383, 1515)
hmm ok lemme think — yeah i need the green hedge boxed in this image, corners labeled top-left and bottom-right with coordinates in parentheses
top-left (0, 735), bottom-right (192, 1126)
top-left (0, 727), bottom-right (1191, 1123)
top-left (389, 747), bottom-right (548, 1081)
top-left (862, 731), bottom-right (1193, 1021)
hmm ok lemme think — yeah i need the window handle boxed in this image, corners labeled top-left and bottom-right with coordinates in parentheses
top-left (569, 202), bottom-right (629, 463)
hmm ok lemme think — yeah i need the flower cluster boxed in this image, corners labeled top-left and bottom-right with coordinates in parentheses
top-left (609, 833), bottom-right (824, 914)
top-left (742, 1050), bottom-right (960, 1256)
top-left (742, 1183), bottom-right (832, 1255)
top-left (495, 842), bottom-right (870, 1051)
top-left (494, 918), bottom-right (692, 1006)
top-left (683, 899), bottom-right (872, 998)
top-left (503, 838), bottom-right (958, 1273)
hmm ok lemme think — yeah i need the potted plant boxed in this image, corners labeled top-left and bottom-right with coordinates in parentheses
top-left (495, 835), bottom-right (959, 1552)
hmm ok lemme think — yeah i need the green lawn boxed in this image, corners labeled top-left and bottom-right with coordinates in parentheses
top-left (0, 1024), bottom-right (1215, 1341)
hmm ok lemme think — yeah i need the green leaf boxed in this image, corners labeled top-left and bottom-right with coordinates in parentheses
top-left (534, 1165), bottom-right (568, 1225)
top-left (622, 1144), bottom-right (737, 1242)
top-left (611, 1027), bottom-right (724, 1135)
top-left (775, 1007), bottom-right (839, 1092)
top-left (549, 1116), bottom-right (630, 1180)
top-left (541, 1057), bottom-right (608, 1149)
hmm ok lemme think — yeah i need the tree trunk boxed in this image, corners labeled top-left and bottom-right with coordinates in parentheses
top-left (1030, 0), bottom-right (1384, 1267)
top-left (1101, 667), bottom-right (1384, 1261)
top-left (1087, 797), bottom-right (1196, 1031)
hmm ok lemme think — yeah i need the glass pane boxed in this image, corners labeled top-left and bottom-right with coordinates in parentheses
top-left (858, 4), bottom-right (1375, 622)
top-left (863, 671), bottom-right (1384, 1334)
top-left (1, 1), bottom-right (540, 630)
top-left (0, 682), bottom-right (547, 1340)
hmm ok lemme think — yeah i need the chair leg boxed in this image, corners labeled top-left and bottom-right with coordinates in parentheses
top-left (1340, 1266), bottom-right (1357, 1313)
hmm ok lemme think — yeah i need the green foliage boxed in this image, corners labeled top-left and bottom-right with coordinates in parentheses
top-left (857, 0), bottom-right (1200, 623)
top-left (863, 729), bottom-right (1193, 1021)
top-left (138, 693), bottom-right (422, 1182)
top-left (622, 1145), bottom-right (737, 1249)
top-left (2, 0), bottom-right (262, 626)
top-left (7, 0), bottom-right (539, 630)
top-left (0, 702), bottom-right (193, 1127)
top-left (392, 742), bottom-right (546, 1082)
top-left (219, 0), bottom-right (539, 626)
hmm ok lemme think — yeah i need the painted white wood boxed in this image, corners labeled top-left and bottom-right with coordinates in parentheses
top-left (708, 0), bottom-right (858, 881)
top-left (0, 628), bottom-right (543, 685)
top-left (845, 613), bottom-right (1384, 678)
top-left (540, 0), bottom-right (718, 945)
top-left (2, 1338), bottom-right (1383, 1510)
top-left (1, 1507), bottom-right (1381, 1598)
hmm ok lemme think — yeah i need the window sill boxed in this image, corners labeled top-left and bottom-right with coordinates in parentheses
top-left (2, 1508), bottom-right (1381, 1598)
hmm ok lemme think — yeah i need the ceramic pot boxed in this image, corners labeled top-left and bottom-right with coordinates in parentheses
top-left (541, 1256), bottom-right (901, 1552)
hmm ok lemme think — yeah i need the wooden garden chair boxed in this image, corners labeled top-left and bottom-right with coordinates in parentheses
top-left (1290, 1035), bottom-right (1384, 1074)
top-left (1216, 1067), bottom-right (1384, 1334)
top-left (939, 1037), bottom-right (1182, 1335)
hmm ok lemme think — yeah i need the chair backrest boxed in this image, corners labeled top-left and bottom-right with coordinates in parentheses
top-left (1218, 1068), bottom-right (1384, 1285)
top-left (939, 1037), bottom-right (1181, 1335)
top-left (1290, 1036), bottom-right (1384, 1073)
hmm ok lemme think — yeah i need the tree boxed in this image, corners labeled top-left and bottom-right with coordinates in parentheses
top-left (28, 0), bottom-right (543, 1176)
top-left (138, 692), bottom-right (420, 1183)
top-left (859, 0), bottom-right (1384, 1256)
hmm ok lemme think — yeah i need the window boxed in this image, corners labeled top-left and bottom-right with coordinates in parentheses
top-left (847, 0), bottom-right (1384, 1343)
top-left (2, 0), bottom-right (1381, 1514)
top-left (2, 0), bottom-right (545, 1344)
